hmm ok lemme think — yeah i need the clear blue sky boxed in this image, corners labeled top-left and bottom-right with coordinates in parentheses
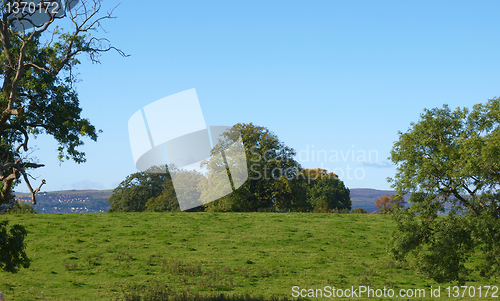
top-left (15, 0), bottom-right (500, 193)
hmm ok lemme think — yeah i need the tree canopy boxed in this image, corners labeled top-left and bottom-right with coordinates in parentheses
top-left (299, 168), bottom-right (351, 212)
top-left (374, 195), bottom-right (402, 214)
top-left (388, 98), bottom-right (500, 283)
top-left (203, 123), bottom-right (305, 212)
top-left (107, 166), bottom-right (179, 212)
top-left (111, 123), bottom-right (351, 213)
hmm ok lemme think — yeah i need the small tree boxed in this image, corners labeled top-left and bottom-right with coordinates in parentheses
top-left (374, 195), bottom-right (403, 214)
top-left (5, 200), bottom-right (37, 214)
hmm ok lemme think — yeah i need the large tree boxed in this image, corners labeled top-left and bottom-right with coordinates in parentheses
top-left (203, 123), bottom-right (305, 212)
top-left (0, 0), bottom-right (124, 206)
top-left (0, 0), bottom-right (123, 273)
top-left (388, 98), bottom-right (500, 283)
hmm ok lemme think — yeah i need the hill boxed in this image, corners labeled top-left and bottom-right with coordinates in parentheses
top-left (14, 190), bottom-right (113, 213)
top-left (349, 188), bottom-right (396, 212)
top-left (13, 188), bottom-right (395, 214)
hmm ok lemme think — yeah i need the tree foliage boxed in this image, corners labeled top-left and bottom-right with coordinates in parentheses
top-left (108, 166), bottom-right (179, 212)
top-left (203, 123), bottom-right (310, 212)
top-left (112, 123), bottom-right (351, 213)
top-left (388, 98), bottom-right (500, 283)
top-left (374, 195), bottom-right (402, 214)
top-left (3, 200), bottom-right (37, 214)
top-left (203, 126), bottom-right (351, 212)
top-left (299, 168), bottom-right (351, 212)
top-left (0, 219), bottom-right (29, 273)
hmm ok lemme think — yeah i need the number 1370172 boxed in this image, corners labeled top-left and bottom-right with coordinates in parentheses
top-left (446, 286), bottom-right (498, 298)
top-left (6, 1), bottom-right (61, 15)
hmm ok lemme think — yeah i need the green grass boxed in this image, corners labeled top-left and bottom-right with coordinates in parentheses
top-left (1, 213), bottom-right (498, 300)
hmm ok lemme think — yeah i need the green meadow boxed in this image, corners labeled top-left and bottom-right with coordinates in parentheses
top-left (1, 213), bottom-right (498, 300)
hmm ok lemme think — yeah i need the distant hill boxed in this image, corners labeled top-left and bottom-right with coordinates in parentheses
top-left (14, 190), bottom-right (114, 213)
top-left (349, 188), bottom-right (396, 213)
top-left (14, 188), bottom-right (395, 214)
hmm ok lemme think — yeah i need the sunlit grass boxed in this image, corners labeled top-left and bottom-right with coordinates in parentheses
top-left (0, 213), bottom-right (497, 300)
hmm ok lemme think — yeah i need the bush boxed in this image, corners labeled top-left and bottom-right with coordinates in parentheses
top-left (0, 220), bottom-right (30, 273)
top-left (351, 208), bottom-right (367, 214)
top-left (6, 201), bottom-right (37, 214)
top-left (374, 195), bottom-right (403, 214)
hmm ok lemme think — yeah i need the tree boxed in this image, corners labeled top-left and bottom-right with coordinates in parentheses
top-left (108, 166), bottom-right (176, 212)
top-left (144, 183), bottom-right (180, 212)
top-left (203, 123), bottom-right (304, 212)
top-left (4, 200), bottom-right (37, 214)
top-left (388, 98), bottom-right (500, 283)
top-left (374, 195), bottom-right (402, 214)
top-left (0, 0), bottom-right (125, 206)
top-left (298, 168), bottom-right (351, 212)
top-left (0, 0), bottom-right (124, 274)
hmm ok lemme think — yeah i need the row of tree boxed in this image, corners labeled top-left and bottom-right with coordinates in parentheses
top-left (108, 123), bottom-right (351, 213)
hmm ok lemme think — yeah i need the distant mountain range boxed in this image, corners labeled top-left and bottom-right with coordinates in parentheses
top-left (348, 188), bottom-right (396, 212)
top-left (14, 188), bottom-right (395, 214)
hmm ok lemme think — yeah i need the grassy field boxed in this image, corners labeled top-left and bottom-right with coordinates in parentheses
top-left (0, 213), bottom-right (498, 300)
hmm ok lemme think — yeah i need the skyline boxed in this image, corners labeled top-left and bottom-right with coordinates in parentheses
top-left (14, 0), bottom-right (500, 193)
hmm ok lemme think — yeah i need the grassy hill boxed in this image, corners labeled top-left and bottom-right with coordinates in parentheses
top-left (0, 213), bottom-right (496, 300)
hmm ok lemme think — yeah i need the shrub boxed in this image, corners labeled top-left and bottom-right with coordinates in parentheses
top-left (374, 195), bottom-right (403, 214)
top-left (0, 220), bottom-right (30, 273)
top-left (5, 201), bottom-right (37, 214)
top-left (351, 208), bottom-right (367, 214)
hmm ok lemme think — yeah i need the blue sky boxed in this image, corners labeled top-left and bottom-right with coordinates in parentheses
top-left (14, 0), bottom-right (500, 193)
